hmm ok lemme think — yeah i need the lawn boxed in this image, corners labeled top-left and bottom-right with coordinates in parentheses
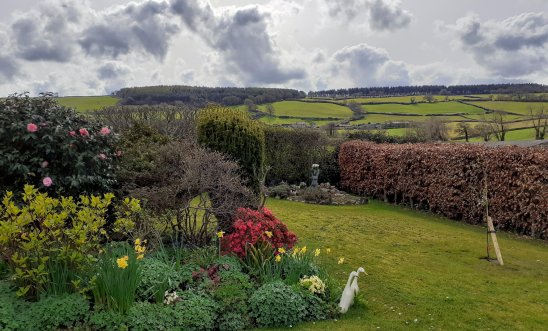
top-left (361, 102), bottom-right (485, 115)
top-left (264, 199), bottom-right (548, 331)
top-left (57, 96), bottom-right (119, 112)
top-left (260, 101), bottom-right (352, 118)
top-left (466, 101), bottom-right (547, 115)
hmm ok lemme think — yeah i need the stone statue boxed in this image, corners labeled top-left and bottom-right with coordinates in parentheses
top-left (311, 164), bottom-right (320, 187)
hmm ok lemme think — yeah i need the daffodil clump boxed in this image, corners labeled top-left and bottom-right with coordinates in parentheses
top-left (299, 275), bottom-right (326, 295)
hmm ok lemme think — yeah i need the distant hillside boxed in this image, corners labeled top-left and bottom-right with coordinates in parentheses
top-left (309, 83), bottom-right (548, 99)
top-left (114, 86), bottom-right (305, 107)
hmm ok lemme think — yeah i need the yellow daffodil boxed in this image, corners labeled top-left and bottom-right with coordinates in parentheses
top-left (135, 245), bottom-right (146, 254)
top-left (117, 256), bottom-right (129, 269)
top-left (137, 254), bottom-right (144, 260)
top-left (314, 248), bottom-right (321, 257)
top-left (275, 255), bottom-right (282, 263)
top-left (264, 231), bottom-right (273, 238)
top-left (326, 248), bottom-right (331, 254)
top-left (217, 230), bottom-right (225, 238)
top-left (278, 247), bottom-right (286, 254)
top-left (338, 257), bottom-right (345, 265)
top-left (134, 238), bottom-right (141, 246)
top-left (301, 246), bottom-right (307, 254)
top-left (292, 247), bottom-right (299, 257)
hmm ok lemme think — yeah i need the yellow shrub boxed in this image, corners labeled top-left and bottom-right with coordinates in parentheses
top-left (0, 185), bottom-right (141, 298)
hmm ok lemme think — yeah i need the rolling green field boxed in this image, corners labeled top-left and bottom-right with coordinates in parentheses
top-left (259, 116), bottom-right (335, 126)
top-left (264, 199), bottom-right (548, 331)
top-left (259, 101), bottom-right (352, 118)
top-left (57, 96), bottom-right (119, 112)
top-left (466, 101), bottom-right (547, 115)
top-left (361, 102), bottom-right (484, 115)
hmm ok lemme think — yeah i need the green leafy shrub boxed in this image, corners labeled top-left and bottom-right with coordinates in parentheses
top-left (172, 291), bottom-right (219, 331)
top-left (197, 105), bottom-right (265, 193)
top-left (127, 302), bottom-right (174, 331)
top-left (0, 93), bottom-right (119, 197)
top-left (218, 311), bottom-right (251, 331)
top-left (137, 257), bottom-right (181, 302)
top-left (89, 310), bottom-right (127, 331)
top-left (26, 293), bottom-right (89, 330)
top-left (268, 182), bottom-right (291, 199)
top-left (301, 187), bottom-right (332, 205)
top-left (299, 289), bottom-right (331, 321)
top-left (92, 242), bottom-right (141, 314)
top-left (0, 281), bottom-right (29, 330)
top-left (249, 281), bottom-right (306, 328)
top-left (0, 185), bottom-right (140, 299)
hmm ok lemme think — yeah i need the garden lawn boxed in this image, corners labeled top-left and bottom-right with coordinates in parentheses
top-left (57, 96), bottom-right (119, 112)
top-left (263, 199), bottom-right (548, 331)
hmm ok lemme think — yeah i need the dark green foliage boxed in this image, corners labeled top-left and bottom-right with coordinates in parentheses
top-left (269, 182), bottom-right (291, 199)
top-left (137, 257), bottom-right (181, 302)
top-left (347, 130), bottom-right (427, 144)
top-left (172, 291), bottom-right (219, 331)
top-left (0, 93), bottom-right (118, 197)
top-left (197, 106), bottom-right (265, 193)
top-left (218, 312), bottom-right (251, 331)
top-left (31, 294), bottom-right (89, 330)
top-left (127, 302), bottom-right (174, 331)
top-left (89, 310), bottom-right (127, 331)
top-left (115, 85), bottom-right (305, 107)
top-left (264, 126), bottom-right (340, 185)
top-left (298, 289), bottom-right (331, 321)
top-left (301, 187), bottom-right (332, 205)
top-left (249, 281), bottom-right (307, 328)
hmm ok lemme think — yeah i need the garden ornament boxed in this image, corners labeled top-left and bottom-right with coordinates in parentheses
top-left (339, 270), bottom-right (360, 313)
top-left (311, 164), bottom-right (320, 187)
top-left (351, 267), bottom-right (367, 295)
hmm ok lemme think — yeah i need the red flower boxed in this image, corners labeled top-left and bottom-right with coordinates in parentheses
top-left (27, 123), bottom-right (38, 133)
top-left (221, 207), bottom-right (297, 258)
top-left (79, 128), bottom-right (90, 137)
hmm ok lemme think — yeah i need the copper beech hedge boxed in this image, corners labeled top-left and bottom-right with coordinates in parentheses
top-left (339, 141), bottom-right (548, 238)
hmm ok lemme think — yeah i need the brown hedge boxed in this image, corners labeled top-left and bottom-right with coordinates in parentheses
top-left (339, 141), bottom-right (548, 238)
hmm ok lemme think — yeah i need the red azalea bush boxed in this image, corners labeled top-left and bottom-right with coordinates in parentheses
top-left (223, 207), bottom-right (297, 257)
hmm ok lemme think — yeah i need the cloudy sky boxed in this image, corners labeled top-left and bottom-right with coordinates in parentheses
top-left (1, 0), bottom-right (547, 96)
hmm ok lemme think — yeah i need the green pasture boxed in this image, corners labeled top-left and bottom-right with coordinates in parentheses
top-left (260, 101), bottom-right (352, 118)
top-left (264, 199), bottom-right (548, 331)
top-left (57, 96), bottom-right (119, 112)
top-left (361, 102), bottom-right (484, 115)
top-left (466, 101), bottom-right (547, 115)
top-left (258, 116), bottom-right (335, 126)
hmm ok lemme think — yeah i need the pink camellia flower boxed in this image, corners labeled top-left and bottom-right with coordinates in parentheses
top-left (79, 128), bottom-right (90, 137)
top-left (98, 153), bottom-right (107, 160)
top-left (69, 131), bottom-right (76, 137)
top-left (42, 177), bottom-right (53, 187)
top-left (99, 127), bottom-right (111, 135)
top-left (41, 161), bottom-right (49, 168)
top-left (27, 123), bottom-right (38, 133)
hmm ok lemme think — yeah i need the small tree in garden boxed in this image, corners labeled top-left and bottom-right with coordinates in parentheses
top-left (197, 105), bottom-right (266, 194)
top-left (0, 93), bottom-right (119, 197)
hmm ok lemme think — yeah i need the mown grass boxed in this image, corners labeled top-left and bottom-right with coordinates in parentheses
top-left (263, 199), bottom-right (548, 331)
top-left (57, 96), bottom-right (119, 112)
top-left (466, 101), bottom-right (547, 115)
top-left (361, 102), bottom-right (484, 115)
top-left (261, 101), bottom-right (352, 118)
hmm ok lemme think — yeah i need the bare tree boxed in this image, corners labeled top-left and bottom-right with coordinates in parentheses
top-left (487, 113), bottom-right (507, 141)
top-left (265, 103), bottom-right (275, 117)
top-left (423, 94), bottom-right (435, 103)
top-left (413, 118), bottom-right (448, 141)
top-left (455, 122), bottom-right (472, 142)
top-left (410, 97), bottom-right (416, 104)
top-left (528, 104), bottom-right (547, 140)
top-left (475, 123), bottom-right (492, 142)
top-left (325, 122), bottom-right (337, 137)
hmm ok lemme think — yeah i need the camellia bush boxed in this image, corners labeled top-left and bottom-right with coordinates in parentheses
top-left (222, 207), bottom-right (297, 258)
top-left (0, 93), bottom-right (119, 197)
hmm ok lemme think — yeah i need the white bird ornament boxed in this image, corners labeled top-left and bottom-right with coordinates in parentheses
top-left (339, 267), bottom-right (367, 313)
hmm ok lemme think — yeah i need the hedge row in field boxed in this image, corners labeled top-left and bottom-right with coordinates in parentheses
top-left (339, 141), bottom-right (548, 238)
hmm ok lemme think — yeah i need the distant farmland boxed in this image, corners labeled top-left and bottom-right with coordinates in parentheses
top-left (57, 96), bottom-right (119, 112)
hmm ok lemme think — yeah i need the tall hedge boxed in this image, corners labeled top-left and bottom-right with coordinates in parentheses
top-left (263, 127), bottom-right (340, 186)
top-left (197, 106), bottom-right (265, 193)
top-left (339, 141), bottom-right (548, 238)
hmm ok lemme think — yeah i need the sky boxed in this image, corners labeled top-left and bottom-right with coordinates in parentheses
top-left (0, 0), bottom-right (547, 96)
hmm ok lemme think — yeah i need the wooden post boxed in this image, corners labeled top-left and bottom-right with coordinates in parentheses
top-left (487, 216), bottom-right (504, 266)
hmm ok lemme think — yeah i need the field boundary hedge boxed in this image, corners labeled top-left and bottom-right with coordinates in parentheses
top-left (339, 141), bottom-right (548, 238)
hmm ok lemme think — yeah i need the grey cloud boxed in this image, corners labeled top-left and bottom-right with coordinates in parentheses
top-left (172, 1), bottom-right (305, 85)
top-left (332, 43), bottom-right (410, 86)
top-left (97, 62), bottom-right (130, 80)
top-left (324, 0), bottom-right (412, 32)
top-left (450, 12), bottom-right (548, 77)
top-left (368, 0), bottom-right (412, 31)
top-left (80, 1), bottom-right (179, 60)
top-left (0, 55), bottom-right (18, 79)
